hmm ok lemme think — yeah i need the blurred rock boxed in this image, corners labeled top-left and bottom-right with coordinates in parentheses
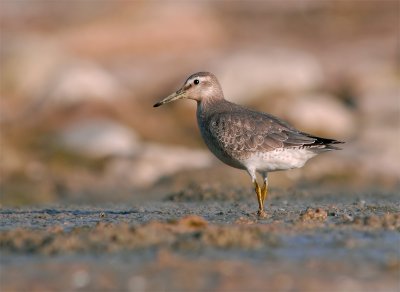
top-left (212, 49), bottom-right (324, 103)
top-left (273, 94), bottom-right (356, 138)
top-left (343, 75), bottom-right (400, 184)
top-left (59, 119), bottom-right (139, 158)
top-left (47, 61), bottom-right (126, 105)
top-left (105, 144), bottom-right (213, 188)
top-left (1, 39), bottom-right (126, 106)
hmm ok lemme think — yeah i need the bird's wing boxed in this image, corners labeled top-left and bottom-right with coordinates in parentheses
top-left (208, 110), bottom-right (341, 154)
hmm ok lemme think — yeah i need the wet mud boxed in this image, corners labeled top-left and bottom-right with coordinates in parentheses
top-left (1, 187), bottom-right (399, 291)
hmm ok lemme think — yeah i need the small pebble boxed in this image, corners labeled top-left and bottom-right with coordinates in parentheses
top-left (358, 200), bottom-right (366, 208)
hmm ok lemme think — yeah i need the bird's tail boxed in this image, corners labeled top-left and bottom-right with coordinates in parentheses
top-left (306, 135), bottom-right (344, 151)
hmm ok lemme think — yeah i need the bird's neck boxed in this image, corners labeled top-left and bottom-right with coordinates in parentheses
top-left (197, 97), bottom-right (230, 120)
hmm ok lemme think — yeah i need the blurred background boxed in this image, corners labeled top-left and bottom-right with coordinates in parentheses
top-left (1, 1), bottom-right (399, 206)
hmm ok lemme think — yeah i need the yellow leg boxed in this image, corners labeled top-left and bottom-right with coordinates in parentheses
top-left (261, 180), bottom-right (268, 202)
top-left (254, 181), bottom-right (266, 218)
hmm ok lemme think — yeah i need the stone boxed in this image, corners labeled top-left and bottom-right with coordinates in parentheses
top-left (47, 61), bottom-right (126, 105)
top-left (59, 119), bottom-right (139, 158)
top-left (105, 143), bottom-right (213, 188)
top-left (212, 49), bottom-right (324, 103)
top-left (275, 94), bottom-right (356, 138)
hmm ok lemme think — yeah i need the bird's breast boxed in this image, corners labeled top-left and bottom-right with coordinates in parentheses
top-left (196, 106), bottom-right (246, 170)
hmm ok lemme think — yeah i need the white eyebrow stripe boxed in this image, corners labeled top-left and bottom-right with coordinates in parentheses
top-left (186, 75), bottom-right (208, 86)
top-left (192, 76), bottom-right (207, 82)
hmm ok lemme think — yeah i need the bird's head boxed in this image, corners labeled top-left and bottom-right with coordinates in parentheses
top-left (153, 72), bottom-right (224, 107)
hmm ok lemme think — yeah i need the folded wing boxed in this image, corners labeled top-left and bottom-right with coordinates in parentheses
top-left (208, 110), bottom-right (343, 157)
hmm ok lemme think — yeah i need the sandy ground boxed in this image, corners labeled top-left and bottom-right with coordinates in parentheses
top-left (1, 186), bottom-right (399, 291)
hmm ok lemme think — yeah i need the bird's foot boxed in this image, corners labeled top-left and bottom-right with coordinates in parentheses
top-left (257, 209), bottom-right (267, 219)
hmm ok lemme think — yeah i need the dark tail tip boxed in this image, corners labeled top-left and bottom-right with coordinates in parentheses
top-left (322, 139), bottom-right (344, 150)
top-left (306, 134), bottom-right (345, 150)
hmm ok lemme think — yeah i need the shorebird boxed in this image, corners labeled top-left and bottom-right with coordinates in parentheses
top-left (154, 72), bottom-right (343, 218)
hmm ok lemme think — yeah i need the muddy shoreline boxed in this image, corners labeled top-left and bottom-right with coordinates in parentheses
top-left (1, 187), bottom-right (399, 291)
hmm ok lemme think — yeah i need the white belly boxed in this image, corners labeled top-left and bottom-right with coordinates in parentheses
top-left (243, 148), bottom-right (318, 172)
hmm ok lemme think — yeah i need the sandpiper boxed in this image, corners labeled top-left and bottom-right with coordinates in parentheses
top-left (154, 72), bottom-right (343, 218)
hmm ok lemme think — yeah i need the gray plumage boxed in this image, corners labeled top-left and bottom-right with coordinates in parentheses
top-left (197, 98), bottom-right (341, 170)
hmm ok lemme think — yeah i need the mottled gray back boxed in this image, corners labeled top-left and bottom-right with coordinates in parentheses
top-left (199, 99), bottom-right (339, 161)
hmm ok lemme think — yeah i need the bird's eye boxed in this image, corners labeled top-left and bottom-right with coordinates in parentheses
top-left (194, 79), bottom-right (200, 85)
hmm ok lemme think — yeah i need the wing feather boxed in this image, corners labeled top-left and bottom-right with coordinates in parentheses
top-left (208, 110), bottom-right (342, 157)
